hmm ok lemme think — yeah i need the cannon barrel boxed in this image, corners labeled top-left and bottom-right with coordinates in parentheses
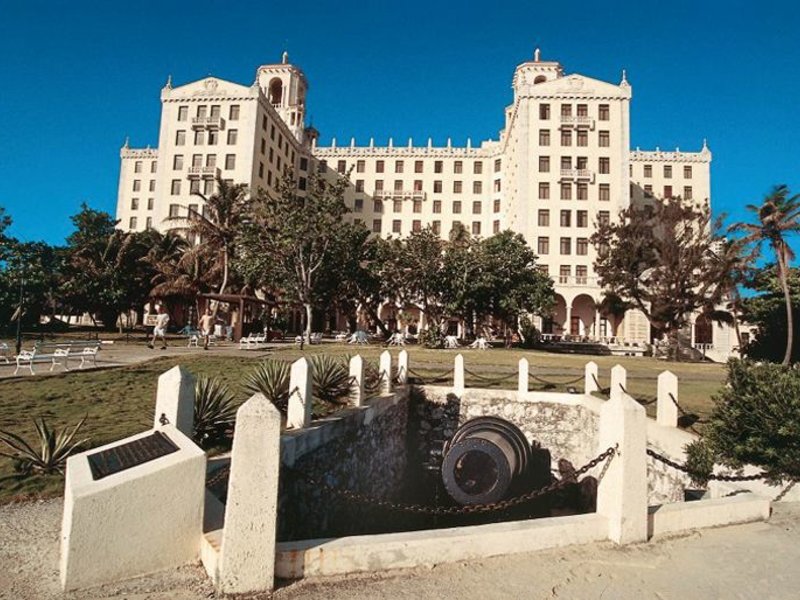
top-left (441, 416), bottom-right (532, 505)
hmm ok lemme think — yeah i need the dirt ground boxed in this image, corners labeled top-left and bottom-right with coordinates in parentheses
top-left (3, 499), bottom-right (800, 600)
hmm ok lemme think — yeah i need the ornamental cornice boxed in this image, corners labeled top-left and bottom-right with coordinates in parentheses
top-left (312, 146), bottom-right (501, 159)
top-left (630, 150), bottom-right (711, 164)
top-left (121, 148), bottom-right (159, 159)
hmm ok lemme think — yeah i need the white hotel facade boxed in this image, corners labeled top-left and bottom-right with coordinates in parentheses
top-left (116, 50), bottom-right (738, 359)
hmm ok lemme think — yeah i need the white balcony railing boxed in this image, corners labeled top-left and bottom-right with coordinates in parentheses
top-left (560, 168), bottom-right (594, 181)
top-left (372, 189), bottom-right (427, 200)
top-left (187, 166), bottom-right (220, 179)
top-left (557, 275), bottom-right (599, 286)
top-left (560, 115), bottom-right (595, 128)
top-left (191, 115), bottom-right (224, 130)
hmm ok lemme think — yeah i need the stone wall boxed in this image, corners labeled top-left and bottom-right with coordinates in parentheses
top-left (278, 391), bottom-right (409, 541)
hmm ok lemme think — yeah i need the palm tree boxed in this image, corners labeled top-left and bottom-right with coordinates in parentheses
top-left (731, 185), bottom-right (800, 365)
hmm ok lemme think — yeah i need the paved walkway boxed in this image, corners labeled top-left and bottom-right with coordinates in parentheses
top-left (2, 499), bottom-right (799, 600)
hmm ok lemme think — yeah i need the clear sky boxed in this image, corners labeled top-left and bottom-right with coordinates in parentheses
top-left (1, 0), bottom-right (798, 245)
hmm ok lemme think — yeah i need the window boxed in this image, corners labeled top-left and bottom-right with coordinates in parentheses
top-left (395, 160), bottom-right (404, 173)
top-left (537, 237), bottom-right (550, 255)
top-left (197, 105), bottom-right (207, 118)
top-left (644, 184), bottom-right (653, 197)
top-left (134, 161), bottom-right (142, 173)
top-left (473, 201), bottom-right (482, 214)
top-left (598, 157), bottom-right (610, 174)
top-left (268, 148), bottom-right (274, 163)
top-left (173, 155), bottom-right (183, 170)
top-left (129, 216), bottom-right (137, 229)
top-left (145, 217), bottom-right (153, 229)
top-left (354, 198), bottom-right (363, 212)
top-left (392, 220), bottom-right (401, 233)
top-left (258, 162), bottom-right (264, 178)
top-left (147, 198), bottom-right (154, 210)
top-left (560, 265), bottom-right (571, 282)
top-left (454, 161), bottom-right (463, 174)
top-left (300, 157), bottom-right (308, 171)
top-left (539, 129), bottom-right (550, 146)
top-left (355, 179), bottom-right (365, 192)
top-left (576, 265), bottom-right (588, 281)
top-left (413, 179), bottom-right (423, 192)
top-left (684, 165), bottom-right (692, 179)
top-left (472, 222), bottom-right (481, 235)
top-left (393, 199), bottom-right (402, 212)
top-left (561, 156), bottom-right (572, 170)
top-left (599, 104), bottom-right (610, 120)
top-left (599, 184), bottom-right (610, 201)
top-left (664, 165), bottom-right (672, 178)
top-left (151, 161), bottom-right (157, 173)
top-left (414, 160), bottom-right (423, 173)
top-left (493, 220), bottom-right (500, 234)
top-left (560, 182), bottom-right (572, 200)
top-left (206, 154), bottom-right (216, 167)
top-left (130, 198), bottom-right (139, 210)
top-left (560, 210), bottom-right (571, 227)
top-left (474, 161), bottom-right (483, 174)
top-left (192, 153), bottom-right (202, 167)
top-left (132, 179), bottom-right (141, 192)
top-left (453, 201), bottom-right (462, 214)
top-left (493, 199), bottom-right (500, 213)
top-left (494, 159), bottom-right (502, 172)
top-left (664, 185), bottom-right (673, 198)
top-left (598, 210), bottom-right (610, 226)
top-left (372, 219), bottom-right (382, 233)
top-left (178, 106), bottom-right (188, 121)
top-left (577, 183), bottom-right (588, 200)
top-left (433, 180), bottom-right (443, 193)
top-left (560, 238), bottom-right (572, 255)
top-left (204, 179), bottom-right (213, 195)
top-left (539, 104), bottom-right (550, 120)
top-left (413, 200), bottom-right (422, 213)
top-left (538, 209), bottom-right (550, 227)
top-left (227, 129), bottom-right (238, 144)
top-left (493, 179), bottom-right (501, 192)
top-left (194, 130), bottom-right (205, 145)
top-left (190, 179), bottom-right (200, 194)
top-left (229, 105), bottom-right (240, 120)
top-left (561, 104), bottom-right (572, 117)
top-left (394, 179), bottom-right (403, 192)
top-left (473, 181), bottom-right (482, 194)
top-left (375, 179), bottom-right (384, 191)
top-left (434, 160), bottom-right (443, 173)
top-left (298, 177), bottom-right (307, 190)
top-left (413, 220), bottom-right (422, 232)
top-left (577, 210), bottom-right (588, 227)
top-left (599, 131), bottom-right (610, 147)
top-left (270, 124), bottom-right (275, 139)
top-left (684, 186), bottom-right (693, 200)
top-left (539, 156), bottom-right (550, 172)
top-left (169, 203), bottom-right (180, 217)
top-left (577, 130), bottom-right (588, 147)
top-left (577, 238), bottom-right (588, 255)
top-left (374, 199), bottom-right (383, 212)
top-left (149, 180), bottom-right (156, 192)
top-left (433, 200), bottom-right (442, 213)
top-left (319, 160), bottom-right (327, 173)
top-left (560, 130), bottom-right (572, 146)
top-left (454, 181), bottom-right (462, 194)
top-left (267, 171), bottom-right (273, 186)
top-left (337, 160), bottom-right (346, 174)
top-left (261, 139), bottom-right (266, 155)
top-left (644, 164), bottom-right (652, 178)
top-left (432, 220), bottom-right (441, 234)
top-left (210, 105), bottom-right (220, 118)
top-left (376, 160), bottom-right (384, 173)
top-left (225, 154), bottom-right (236, 169)
top-left (188, 203), bottom-right (198, 218)
top-left (577, 104), bottom-right (588, 117)
top-left (175, 130), bottom-right (186, 145)
top-left (539, 182), bottom-right (550, 199)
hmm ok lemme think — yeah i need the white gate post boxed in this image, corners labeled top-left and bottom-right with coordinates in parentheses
top-left (584, 361), bottom-right (599, 395)
top-left (397, 350), bottom-right (409, 385)
top-left (287, 357), bottom-right (313, 429)
top-left (349, 354), bottom-right (365, 407)
top-left (379, 350), bottom-right (392, 395)
top-left (610, 364), bottom-right (627, 401)
top-left (518, 358), bottom-right (529, 394)
top-left (154, 365), bottom-right (196, 436)
top-left (453, 354), bottom-right (465, 396)
top-left (657, 371), bottom-right (679, 427)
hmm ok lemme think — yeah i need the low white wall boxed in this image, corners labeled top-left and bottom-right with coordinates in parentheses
top-left (275, 513), bottom-right (608, 578)
top-left (648, 493), bottom-right (771, 538)
top-left (60, 426), bottom-right (206, 591)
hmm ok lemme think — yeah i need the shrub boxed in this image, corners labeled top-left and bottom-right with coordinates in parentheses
top-left (419, 328), bottom-right (444, 349)
top-left (518, 315), bottom-right (540, 349)
top-left (243, 359), bottom-right (291, 413)
top-left (0, 416), bottom-right (89, 476)
top-left (684, 439), bottom-right (716, 487)
top-left (701, 359), bottom-right (800, 482)
top-left (309, 355), bottom-right (354, 405)
top-left (193, 377), bottom-right (238, 449)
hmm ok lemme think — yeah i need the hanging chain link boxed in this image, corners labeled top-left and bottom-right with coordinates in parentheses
top-left (528, 372), bottom-right (585, 386)
top-left (645, 448), bottom-right (768, 482)
top-left (618, 383), bottom-right (657, 406)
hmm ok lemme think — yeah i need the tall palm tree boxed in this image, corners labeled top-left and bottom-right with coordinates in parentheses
top-left (731, 185), bottom-right (800, 365)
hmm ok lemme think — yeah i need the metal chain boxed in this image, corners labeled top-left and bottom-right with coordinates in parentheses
top-left (618, 383), bottom-right (657, 406)
top-left (528, 373), bottom-right (585, 386)
top-left (286, 446), bottom-right (617, 515)
top-left (646, 448), bottom-right (767, 482)
top-left (463, 368), bottom-right (518, 385)
top-left (591, 373), bottom-right (610, 396)
top-left (408, 367), bottom-right (455, 383)
top-left (206, 465), bottom-right (231, 489)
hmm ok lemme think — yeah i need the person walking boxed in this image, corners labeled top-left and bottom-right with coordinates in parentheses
top-left (148, 304), bottom-right (170, 350)
top-left (198, 307), bottom-right (215, 350)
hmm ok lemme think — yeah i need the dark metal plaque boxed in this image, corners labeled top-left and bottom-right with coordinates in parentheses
top-left (87, 431), bottom-right (179, 480)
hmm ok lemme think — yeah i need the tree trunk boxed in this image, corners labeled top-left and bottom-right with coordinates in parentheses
top-left (304, 303), bottom-right (313, 344)
top-left (779, 253), bottom-right (793, 366)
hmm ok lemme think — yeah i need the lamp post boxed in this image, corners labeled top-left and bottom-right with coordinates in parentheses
top-left (14, 262), bottom-right (24, 355)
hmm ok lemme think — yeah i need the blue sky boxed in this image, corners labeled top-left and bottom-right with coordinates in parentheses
top-left (1, 0), bottom-right (798, 245)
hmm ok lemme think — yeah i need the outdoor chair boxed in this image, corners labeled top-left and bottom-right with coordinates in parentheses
top-left (78, 346), bottom-right (99, 369)
top-left (0, 342), bottom-right (10, 364)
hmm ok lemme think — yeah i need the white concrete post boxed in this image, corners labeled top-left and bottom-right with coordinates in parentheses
top-left (584, 361), bottom-right (599, 395)
top-left (154, 365), bottom-right (196, 436)
top-left (453, 354), bottom-right (465, 396)
top-left (597, 389), bottom-right (648, 544)
top-left (379, 350), bottom-right (392, 395)
top-left (287, 357), bottom-right (313, 429)
top-left (219, 394), bottom-right (282, 595)
top-left (657, 371), bottom-right (679, 427)
top-left (610, 364), bottom-right (627, 401)
top-left (397, 350), bottom-right (409, 385)
top-left (349, 354), bottom-right (365, 407)
top-left (518, 358), bottom-right (529, 394)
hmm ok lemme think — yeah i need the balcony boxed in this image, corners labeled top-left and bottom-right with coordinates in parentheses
top-left (372, 189), bottom-right (427, 200)
top-left (557, 275), bottom-right (599, 287)
top-left (560, 168), bottom-right (594, 182)
top-left (559, 115), bottom-right (595, 129)
top-left (191, 115), bottom-right (224, 130)
top-left (187, 166), bottom-right (220, 179)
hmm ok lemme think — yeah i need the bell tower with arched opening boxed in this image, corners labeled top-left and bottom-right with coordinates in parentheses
top-left (256, 51), bottom-right (308, 142)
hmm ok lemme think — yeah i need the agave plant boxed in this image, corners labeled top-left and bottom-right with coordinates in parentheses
top-left (309, 355), bottom-right (354, 405)
top-left (193, 377), bottom-right (238, 449)
top-left (0, 416), bottom-right (89, 476)
top-left (243, 359), bottom-right (291, 413)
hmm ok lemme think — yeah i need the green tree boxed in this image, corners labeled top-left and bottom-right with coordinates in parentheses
top-left (730, 185), bottom-right (800, 365)
top-left (591, 196), bottom-right (736, 359)
top-left (740, 265), bottom-right (800, 363)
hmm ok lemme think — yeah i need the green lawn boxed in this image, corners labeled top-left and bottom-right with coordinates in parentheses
top-left (0, 344), bottom-right (727, 503)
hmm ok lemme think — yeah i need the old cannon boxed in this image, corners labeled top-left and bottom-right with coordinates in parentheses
top-left (441, 416), bottom-right (535, 506)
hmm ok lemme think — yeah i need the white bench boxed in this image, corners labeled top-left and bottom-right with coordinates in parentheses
top-left (13, 341), bottom-right (101, 375)
top-left (0, 342), bottom-right (10, 364)
top-left (78, 346), bottom-right (99, 369)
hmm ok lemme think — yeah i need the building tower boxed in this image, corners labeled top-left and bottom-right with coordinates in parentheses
top-left (256, 51), bottom-right (308, 143)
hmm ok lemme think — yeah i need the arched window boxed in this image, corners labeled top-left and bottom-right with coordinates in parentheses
top-left (269, 78), bottom-right (283, 105)
top-left (533, 75), bottom-right (547, 84)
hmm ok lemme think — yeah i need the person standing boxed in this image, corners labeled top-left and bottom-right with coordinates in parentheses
top-left (148, 304), bottom-right (170, 350)
top-left (198, 307), bottom-right (215, 350)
